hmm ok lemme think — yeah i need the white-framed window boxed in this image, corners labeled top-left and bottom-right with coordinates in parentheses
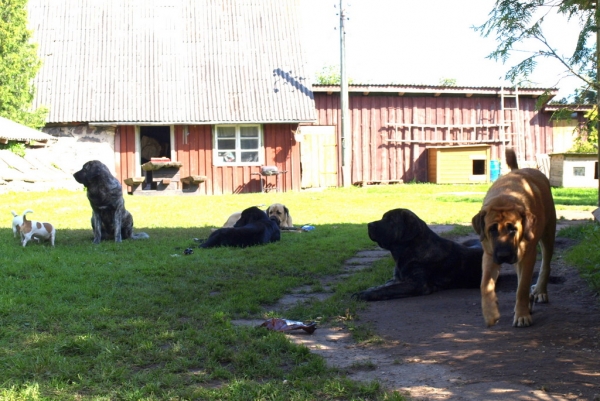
top-left (213, 125), bottom-right (263, 166)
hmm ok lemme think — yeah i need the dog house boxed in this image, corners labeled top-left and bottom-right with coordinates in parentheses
top-left (549, 153), bottom-right (598, 188)
top-left (427, 145), bottom-right (491, 184)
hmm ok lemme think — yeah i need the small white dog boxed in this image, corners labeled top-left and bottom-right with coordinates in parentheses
top-left (11, 209), bottom-right (33, 238)
top-left (18, 213), bottom-right (56, 247)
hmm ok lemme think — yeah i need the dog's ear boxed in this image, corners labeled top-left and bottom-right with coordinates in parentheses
top-left (472, 211), bottom-right (486, 241)
top-left (283, 206), bottom-right (289, 215)
top-left (521, 211), bottom-right (536, 241)
top-left (391, 210), bottom-right (423, 242)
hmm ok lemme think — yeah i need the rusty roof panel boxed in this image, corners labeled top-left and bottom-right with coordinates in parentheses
top-left (28, 0), bottom-right (316, 124)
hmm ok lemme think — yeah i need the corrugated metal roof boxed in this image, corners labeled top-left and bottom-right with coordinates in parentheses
top-left (28, 0), bottom-right (316, 124)
top-left (0, 117), bottom-right (57, 143)
top-left (312, 84), bottom-right (558, 98)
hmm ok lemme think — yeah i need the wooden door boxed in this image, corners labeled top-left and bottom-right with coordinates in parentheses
top-left (298, 126), bottom-right (338, 188)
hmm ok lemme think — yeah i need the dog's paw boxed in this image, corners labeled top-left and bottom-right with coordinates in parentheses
top-left (513, 313), bottom-right (533, 327)
top-left (530, 286), bottom-right (549, 304)
top-left (351, 292), bottom-right (363, 301)
top-left (483, 310), bottom-right (500, 327)
top-left (481, 295), bottom-right (500, 327)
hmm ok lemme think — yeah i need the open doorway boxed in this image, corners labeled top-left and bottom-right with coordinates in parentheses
top-left (140, 126), bottom-right (171, 164)
top-left (139, 126), bottom-right (172, 190)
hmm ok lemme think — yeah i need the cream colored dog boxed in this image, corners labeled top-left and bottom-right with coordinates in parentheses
top-left (19, 213), bottom-right (56, 247)
top-left (472, 149), bottom-right (556, 328)
top-left (11, 209), bottom-right (33, 238)
top-left (266, 203), bottom-right (293, 228)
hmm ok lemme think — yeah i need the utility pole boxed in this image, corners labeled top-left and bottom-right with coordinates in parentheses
top-left (339, 0), bottom-right (351, 186)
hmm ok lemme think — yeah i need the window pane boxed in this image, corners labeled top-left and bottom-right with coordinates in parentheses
top-left (240, 126), bottom-right (258, 138)
top-left (217, 139), bottom-right (236, 150)
top-left (214, 125), bottom-right (261, 165)
top-left (217, 127), bottom-right (236, 138)
top-left (240, 139), bottom-right (258, 150)
top-left (218, 151), bottom-right (236, 163)
top-left (241, 152), bottom-right (258, 162)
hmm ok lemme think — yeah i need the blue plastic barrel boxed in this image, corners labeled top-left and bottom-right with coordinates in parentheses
top-left (490, 160), bottom-right (501, 182)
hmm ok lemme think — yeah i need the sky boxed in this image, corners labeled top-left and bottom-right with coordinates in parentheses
top-left (300, 0), bottom-right (586, 100)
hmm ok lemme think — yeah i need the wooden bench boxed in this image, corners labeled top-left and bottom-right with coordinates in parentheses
top-left (124, 177), bottom-right (145, 193)
top-left (181, 175), bottom-right (207, 192)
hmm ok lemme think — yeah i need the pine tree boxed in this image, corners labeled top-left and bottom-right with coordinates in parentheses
top-left (0, 0), bottom-right (47, 128)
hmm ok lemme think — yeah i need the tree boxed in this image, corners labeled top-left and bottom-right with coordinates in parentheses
top-left (475, 1), bottom-right (596, 93)
top-left (476, 0), bottom-right (600, 203)
top-left (314, 64), bottom-right (354, 85)
top-left (0, 0), bottom-right (47, 128)
top-left (439, 78), bottom-right (458, 86)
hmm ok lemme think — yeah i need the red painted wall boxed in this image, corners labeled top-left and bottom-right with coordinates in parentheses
top-left (312, 93), bottom-right (554, 184)
top-left (117, 123), bottom-right (301, 195)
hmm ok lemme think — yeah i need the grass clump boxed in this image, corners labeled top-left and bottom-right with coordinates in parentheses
top-left (563, 222), bottom-right (600, 293)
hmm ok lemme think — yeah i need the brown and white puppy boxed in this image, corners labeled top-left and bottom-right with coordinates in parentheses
top-left (472, 149), bottom-right (556, 327)
top-left (19, 214), bottom-right (55, 247)
top-left (11, 209), bottom-right (33, 238)
top-left (266, 203), bottom-right (293, 228)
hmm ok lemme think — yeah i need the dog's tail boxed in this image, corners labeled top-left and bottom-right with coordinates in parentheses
top-left (505, 148), bottom-right (519, 171)
top-left (12, 209), bottom-right (33, 217)
top-left (131, 232), bottom-right (150, 240)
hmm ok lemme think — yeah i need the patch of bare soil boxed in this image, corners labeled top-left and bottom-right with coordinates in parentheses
top-left (238, 210), bottom-right (600, 401)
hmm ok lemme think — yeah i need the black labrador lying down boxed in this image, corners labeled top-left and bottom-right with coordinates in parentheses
top-left (200, 206), bottom-right (280, 248)
top-left (353, 208), bottom-right (483, 301)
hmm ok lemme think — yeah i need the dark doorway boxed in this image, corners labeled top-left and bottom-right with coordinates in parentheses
top-left (140, 126), bottom-right (171, 164)
top-left (140, 126), bottom-right (171, 190)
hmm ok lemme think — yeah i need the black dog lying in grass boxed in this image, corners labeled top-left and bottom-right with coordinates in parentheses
top-left (199, 206), bottom-right (280, 248)
top-left (353, 208), bottom-right (483, 301)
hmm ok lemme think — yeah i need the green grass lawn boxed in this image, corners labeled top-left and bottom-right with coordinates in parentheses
top-left (0, 184), bottom-right (597, 400)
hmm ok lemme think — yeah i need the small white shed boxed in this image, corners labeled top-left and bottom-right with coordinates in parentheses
top-left (549, 153), bottom-right (598, 188)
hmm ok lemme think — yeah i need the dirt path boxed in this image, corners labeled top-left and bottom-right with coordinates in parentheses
top-left (285, 211), bottom-right (600, 401)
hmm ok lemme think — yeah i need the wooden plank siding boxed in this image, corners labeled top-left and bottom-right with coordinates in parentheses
top-left (116, 123), bottom-right (301, 195)
top-left (115, 125), bottom-right (136, 185)
top-left (311, 93), bottom-right (554, 185)
top-left (428, 146), bottom-right (491, 184)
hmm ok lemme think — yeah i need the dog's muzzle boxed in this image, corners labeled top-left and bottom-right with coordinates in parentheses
top-left (493, 243), bottom-right (518, 265)
top-left (269, 216), bottom-right (281, 227)
top-left (367, 222), bottom-right (377, 242)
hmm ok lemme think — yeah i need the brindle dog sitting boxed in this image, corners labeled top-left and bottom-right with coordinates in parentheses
top-left (353, 208), bottom-right (483, 301)
top-left (74, 160), bottom-right (147, 243)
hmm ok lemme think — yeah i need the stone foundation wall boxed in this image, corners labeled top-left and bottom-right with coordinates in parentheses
top-left (40, 124), bottom-right (116, 175)
top-left (0, 124), bottom-right (117, 193)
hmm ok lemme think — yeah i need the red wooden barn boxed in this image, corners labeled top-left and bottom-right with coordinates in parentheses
top-left (28, 0), bottom-right (315, 195)
top-left (27, 1), bottom-right (586, 193)
top-left (304, 84), bottom-right (581, 187)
